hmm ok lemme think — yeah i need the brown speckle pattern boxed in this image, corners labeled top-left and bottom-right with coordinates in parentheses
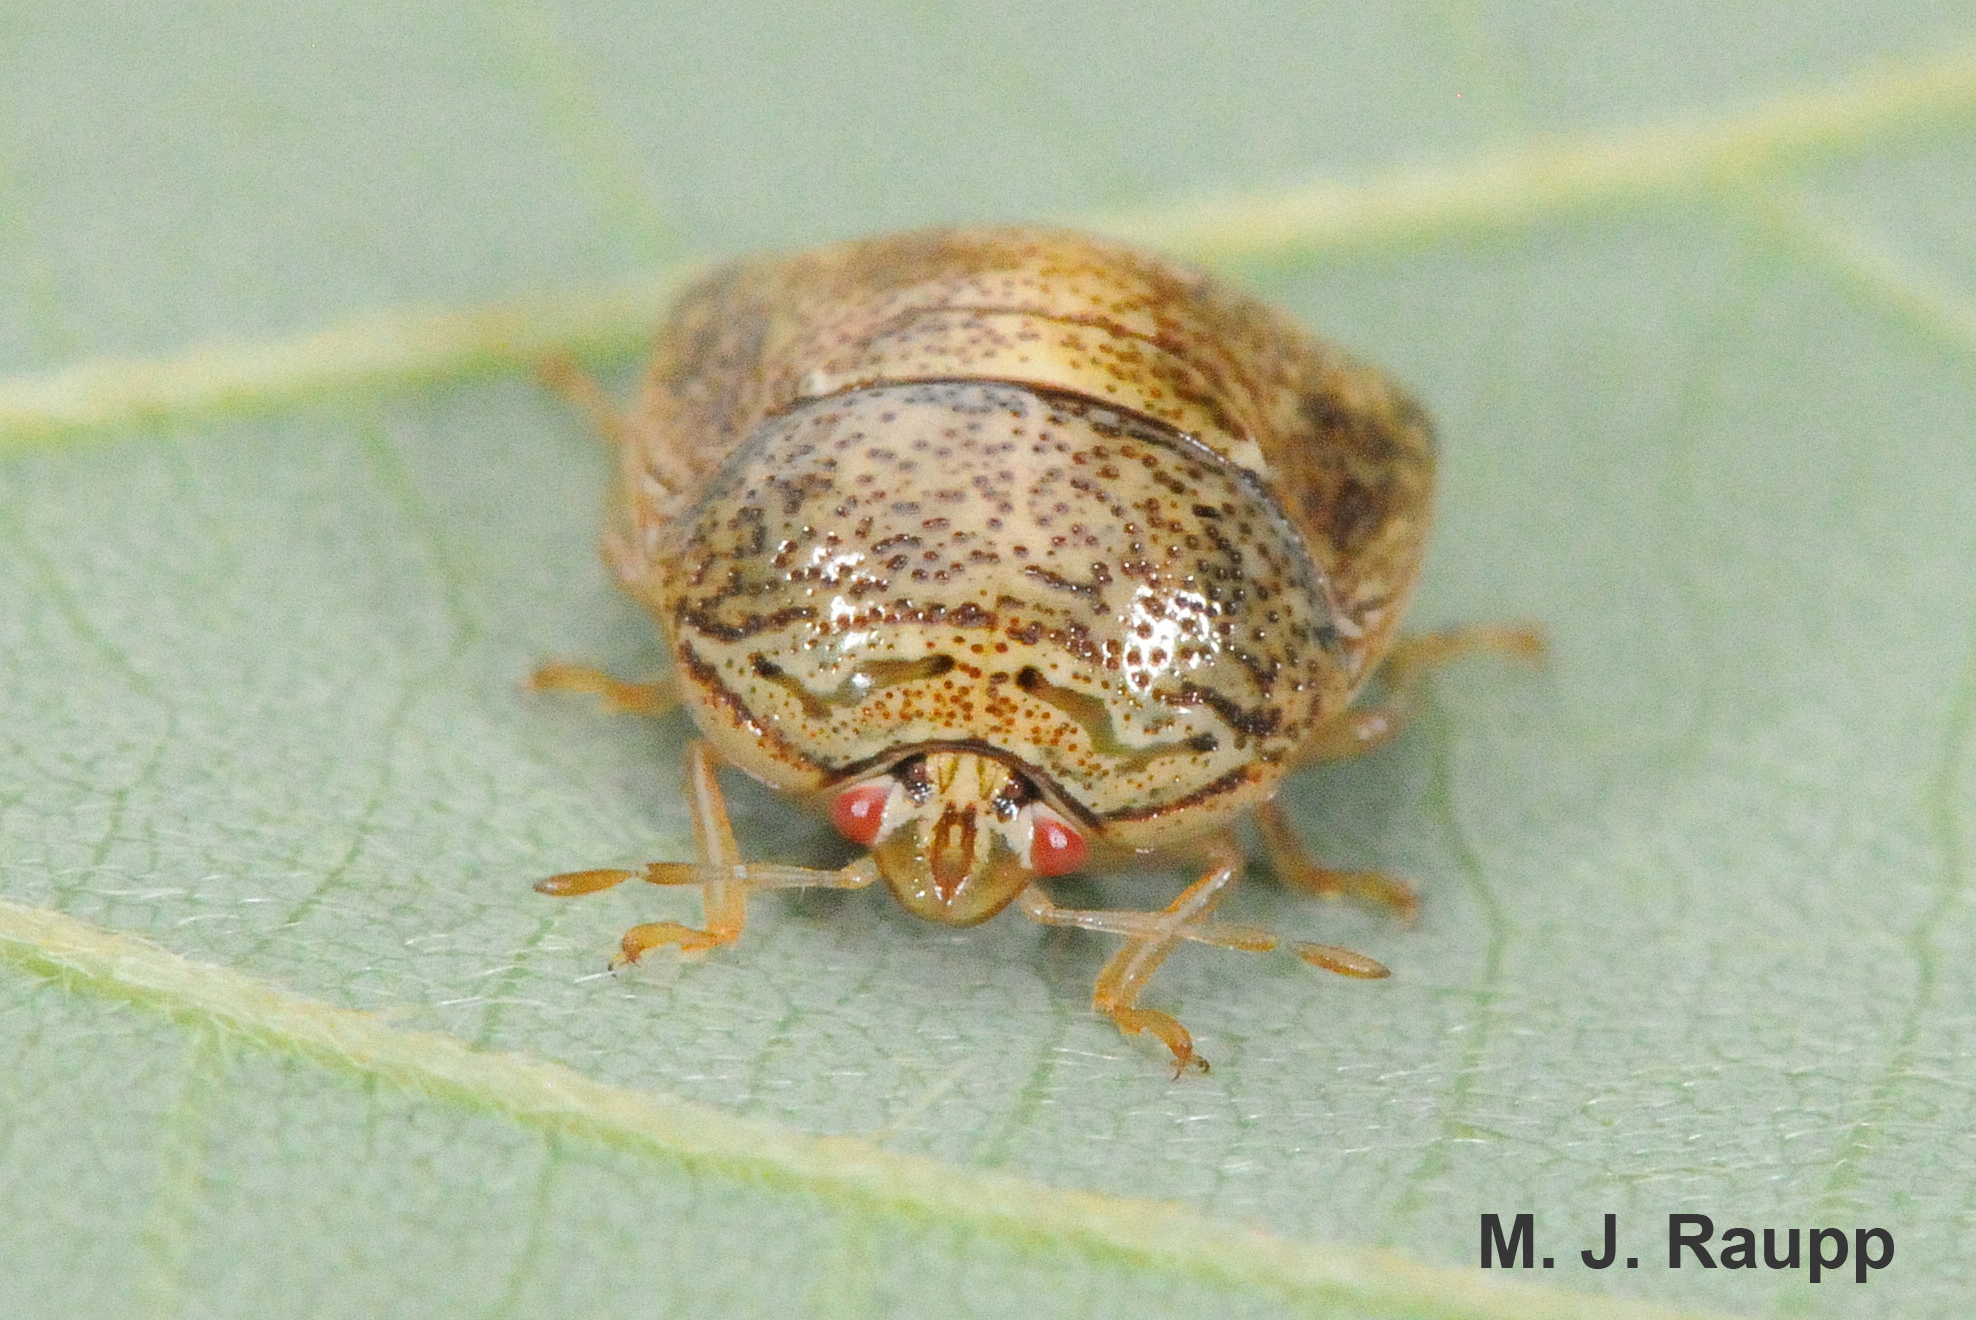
top-left (609, 227), bottom-right (1436, 849)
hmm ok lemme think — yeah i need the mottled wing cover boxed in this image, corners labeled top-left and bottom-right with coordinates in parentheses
top-left (619, 225), bottom-right (1434, 699)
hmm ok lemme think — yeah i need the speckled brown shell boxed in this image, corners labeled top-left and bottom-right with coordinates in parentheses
top-left (609, 227), bottom-right (1434, 850)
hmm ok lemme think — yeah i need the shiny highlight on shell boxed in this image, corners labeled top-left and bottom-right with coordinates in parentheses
top-left (530, 225), bottom-right (1507, 1074)
top-left (613, 227), bottom-right (1435, 851)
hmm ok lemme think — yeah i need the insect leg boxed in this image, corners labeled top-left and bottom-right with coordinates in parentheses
top-left (618, 738), bottom-right (748, 960)
top-left (536, 739), bottom-right (876, 966)
top-left (1295, 623), bottom-right (1544, 764)
top-left (535, 353), bottom-right (637, 450)
top-left (1015, 836), bottom-right (1258, 1075)
top-left (528, 662), bottom-right (679, 717)
top-left (1255, 798), bottom-right (1419, 921)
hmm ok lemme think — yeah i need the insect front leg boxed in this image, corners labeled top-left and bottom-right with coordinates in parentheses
top-left (1016, 836), bottom-right (1274, 1074)
top-left (536, 739), bottom-right (876, 966)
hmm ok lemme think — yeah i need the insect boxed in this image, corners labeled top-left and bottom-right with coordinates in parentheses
top-left (532, 226), bottom-right (1538, 1072)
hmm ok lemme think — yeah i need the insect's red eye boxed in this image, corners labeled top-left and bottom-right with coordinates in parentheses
top-left (830, 782), bottom-right (891, 846)
top-left (1029, 810), bottom-right (1087, 876)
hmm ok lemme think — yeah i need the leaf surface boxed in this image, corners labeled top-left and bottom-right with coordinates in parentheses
top-left (3, 5), bottom-right (1975, 1317)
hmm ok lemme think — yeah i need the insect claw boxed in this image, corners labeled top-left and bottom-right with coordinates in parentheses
top-left (612, 920), bottom-right (730, 965)
top-left (1103, 1004), bottom-right (1204, 1076)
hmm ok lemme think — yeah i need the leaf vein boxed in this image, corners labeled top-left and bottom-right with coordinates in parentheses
top-left (6, 46), bottom-right (1976, 448)
top-left (0, 896), bottom-right (1738, 1320)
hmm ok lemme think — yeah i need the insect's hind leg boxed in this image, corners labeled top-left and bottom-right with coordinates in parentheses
top-left (1269, 623), bottom-right (1543, 919)
top-left (1297, 623), bottom-right (1544, 764)
top-left (536, 352), bottom-right (696, 497)
top-left (536, 354), bottom-right (641, 454)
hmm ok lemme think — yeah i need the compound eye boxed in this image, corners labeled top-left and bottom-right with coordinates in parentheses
top-left (830, 781), bottom-right (892, 846)
top-left (1028, 806), bottom-right (1088, 877)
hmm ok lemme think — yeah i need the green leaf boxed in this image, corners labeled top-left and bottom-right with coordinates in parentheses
top-left (4, 6), bottom-right (1975, 1317)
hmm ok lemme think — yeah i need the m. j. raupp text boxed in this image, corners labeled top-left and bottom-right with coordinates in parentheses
top-left (1479, 1213), bottom-right (1894, 1283)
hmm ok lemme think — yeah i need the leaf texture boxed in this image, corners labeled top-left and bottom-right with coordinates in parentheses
top-left (3, 5), bottom-right (1975, 1317)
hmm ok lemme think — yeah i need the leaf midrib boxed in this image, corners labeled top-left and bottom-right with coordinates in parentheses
top-left (4, 43), bottom-right (1976, 448)
top-left (0, 896), bottom-right (1738, 1320)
